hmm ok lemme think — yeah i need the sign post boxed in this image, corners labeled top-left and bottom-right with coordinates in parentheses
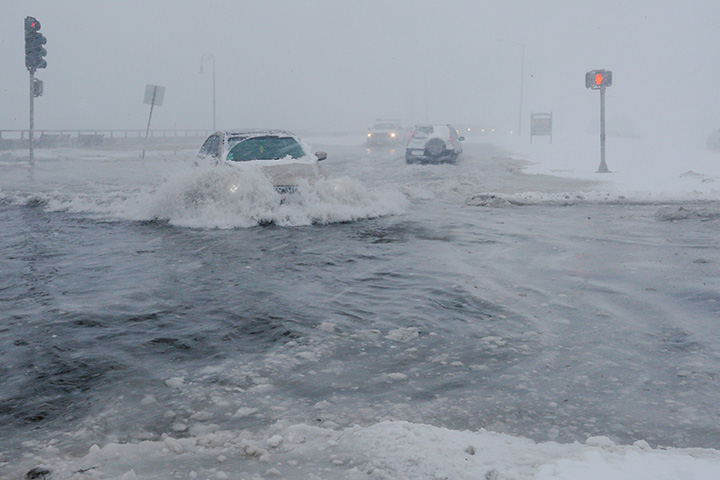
top-left (585, 69), bottom-right (612, 173)
top-left (530, 112), bottom-right (552, 143)
top-left (142, 84), bottom-right (165, 159)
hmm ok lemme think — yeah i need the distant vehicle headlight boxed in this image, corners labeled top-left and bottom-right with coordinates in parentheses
top-left (367, 133), bottom-right (372, 137)
top-left (390, 132), bottom-right (396, 137)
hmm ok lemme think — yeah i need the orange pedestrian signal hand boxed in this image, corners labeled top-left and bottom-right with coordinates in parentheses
top-left (586, 69), bottom-right (612, 89)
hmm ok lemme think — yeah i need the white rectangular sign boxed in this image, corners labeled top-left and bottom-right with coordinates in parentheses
top-left (143, 84), bottom-right (165, 106)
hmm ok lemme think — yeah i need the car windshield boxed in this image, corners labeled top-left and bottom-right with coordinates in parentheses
top-left (226, 136), bottom-right (305, 162)
top-left (412, 126), bottom-right (434, 138)
top-left (373, 123), bottom-right (397, 130)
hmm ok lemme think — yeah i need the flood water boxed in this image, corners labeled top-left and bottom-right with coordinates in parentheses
top-left (1, 139), bottom-right (719, 478)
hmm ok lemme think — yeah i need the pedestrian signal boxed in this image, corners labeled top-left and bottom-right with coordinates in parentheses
top-left (585, 69), bottom-right (612, 89)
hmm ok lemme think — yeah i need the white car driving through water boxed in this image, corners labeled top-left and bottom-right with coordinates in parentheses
top-left (196, 130), bottom-right (327, 194)
top-left (405, 124), bottom-right (464, 164)
top-left (366, 119), bottom-right (405, 146)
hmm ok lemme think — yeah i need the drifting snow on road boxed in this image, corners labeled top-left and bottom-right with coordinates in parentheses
top-left (1, 135), bottom-right (720, 479)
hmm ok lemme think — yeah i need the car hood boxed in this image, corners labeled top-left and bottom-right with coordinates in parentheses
top-left (261, 161), bottom-right (320, 186)
top-left (220, 157), bottom-right (321, 186)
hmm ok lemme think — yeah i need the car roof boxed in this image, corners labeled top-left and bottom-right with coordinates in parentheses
top-left (412, 124), bottom-right (453, 129)
top-left (219, 129), bottom-right (298, 139)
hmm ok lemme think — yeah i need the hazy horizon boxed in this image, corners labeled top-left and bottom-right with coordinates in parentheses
top-left (2, 0), bottom-right (719, 141)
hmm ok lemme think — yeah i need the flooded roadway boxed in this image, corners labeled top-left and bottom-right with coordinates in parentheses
top-left (1, 139), bottom-right (719, 477)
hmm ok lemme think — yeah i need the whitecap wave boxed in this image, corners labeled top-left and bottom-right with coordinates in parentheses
top-left (2, 165), bottom-right (408, 228)
top-left (133, 166), bottom-right (408, 228)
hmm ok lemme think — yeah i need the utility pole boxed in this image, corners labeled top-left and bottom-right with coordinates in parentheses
top-left (518, 43), bottom-right (525, 137)
top-left (499, 39), bottom-right (525, 137)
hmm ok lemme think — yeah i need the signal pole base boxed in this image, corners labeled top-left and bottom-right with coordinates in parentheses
top-left (596, 162), bottom-right (610, 173)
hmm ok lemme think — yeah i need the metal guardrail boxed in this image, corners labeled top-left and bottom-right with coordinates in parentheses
top-left (0, 129), bottom-right (213, 150)
top-left (0, 129), bottom-right (212, 140)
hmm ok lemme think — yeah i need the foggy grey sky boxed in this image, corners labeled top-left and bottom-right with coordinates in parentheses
top-left (2, 0), bottom-right (720, 138)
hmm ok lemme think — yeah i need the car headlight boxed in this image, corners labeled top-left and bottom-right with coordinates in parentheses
top-left (367, 133), bottom-right (372, 137)
top-left (390, 132), bottom-right (396, 137)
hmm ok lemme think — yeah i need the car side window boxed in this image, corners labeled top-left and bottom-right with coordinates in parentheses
top-left (200, 135), bottom-right (221, 156)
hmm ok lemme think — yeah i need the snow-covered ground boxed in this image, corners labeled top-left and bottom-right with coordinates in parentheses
top-left (19, 420), bottom-right (720, 480)
top-left (499, 132), bottom-right (720, 198)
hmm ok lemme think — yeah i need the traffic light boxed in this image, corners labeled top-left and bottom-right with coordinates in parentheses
top-left (33, 78), bottom-right (44, 97)
top-left (585, 69), bottom-right (612, 89)
top-left (25, 16), bottom-right (47, 73)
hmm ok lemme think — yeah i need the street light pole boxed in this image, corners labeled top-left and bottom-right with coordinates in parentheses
top-left (518, 43), bottom-right (525, 137)
top-left (499, 39), bottom-right (525, 137)
top-left (424, 70), bottom-right (428, 123)
top-left (200, 53), bottom-right (216, 131)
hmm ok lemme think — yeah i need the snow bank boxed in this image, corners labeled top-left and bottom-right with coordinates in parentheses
top-left (12, 421), bottom-right (720, 479)
top-left (501, 133), bottom-right (720, 197)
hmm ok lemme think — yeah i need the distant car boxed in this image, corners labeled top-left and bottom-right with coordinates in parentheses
top-left (366, 120), bottom-right (404, 146)
top-left (197, 130), bottom-right (327, 194)
top-left (405, 124), bottom-right (464, 164)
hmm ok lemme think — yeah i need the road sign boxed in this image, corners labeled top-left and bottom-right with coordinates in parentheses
top-left (144, 84), bottom-right (165, 106)
top-left (142, 85), bottom-right (166, 159)
top-left (530, 112), bottom-right (552, 143)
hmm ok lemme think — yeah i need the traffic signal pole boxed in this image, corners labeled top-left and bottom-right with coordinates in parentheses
top-left (29, 71), bottom-right (35, 165)
top-left (598, 86), bottom-right (609, 173)
top-left (24, 16), bottom-right (47, 165)
top-left (585, 69), bottom-right (612, 173)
